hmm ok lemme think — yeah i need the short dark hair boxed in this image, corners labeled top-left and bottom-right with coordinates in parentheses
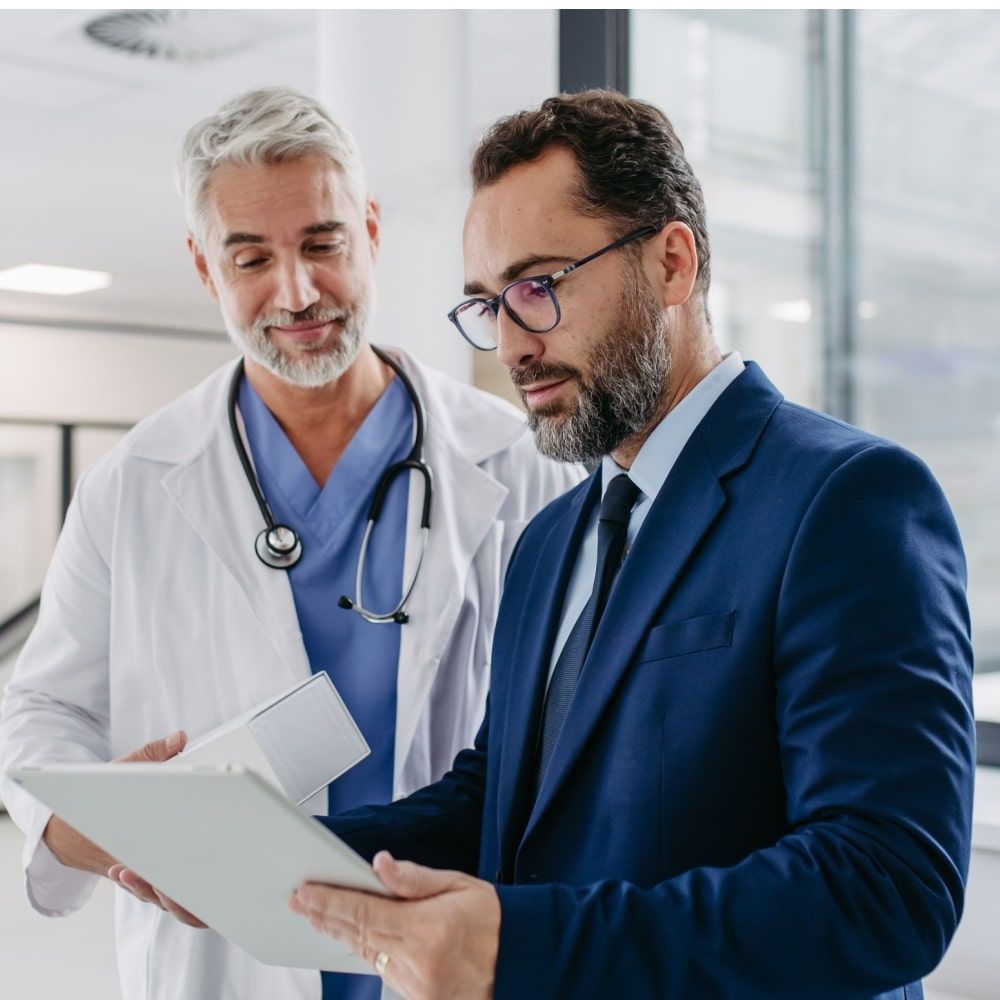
top-left (471, 89), bottom-right (711, 295)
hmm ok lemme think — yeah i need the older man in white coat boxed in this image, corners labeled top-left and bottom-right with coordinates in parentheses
top-left (0, 87), bottom-right (581, 1000)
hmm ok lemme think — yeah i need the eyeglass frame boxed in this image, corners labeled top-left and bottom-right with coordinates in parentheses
top-left (447, 224), bottom-right (659, 352)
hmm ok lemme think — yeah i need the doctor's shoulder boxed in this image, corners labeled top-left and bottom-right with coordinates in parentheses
top-left (65, 363), bottom-right (236, 541)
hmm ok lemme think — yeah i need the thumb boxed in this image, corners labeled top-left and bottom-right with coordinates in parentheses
top-left (372, 851), bottom-right (460, 900)
top-left (118, 730), bottom-right (186, 763)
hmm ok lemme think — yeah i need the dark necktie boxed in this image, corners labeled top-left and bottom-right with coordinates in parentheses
top-left (534, 473), bottom-right (641, 793)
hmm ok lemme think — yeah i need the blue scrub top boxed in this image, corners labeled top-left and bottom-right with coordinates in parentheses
top-left (239, 373), bottom-right (412, 998)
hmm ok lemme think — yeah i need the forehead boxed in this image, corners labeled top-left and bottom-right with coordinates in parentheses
top-left (203, 153), bottom-right (358, 240)
top-left (463, 147), bottom-right (610, 279)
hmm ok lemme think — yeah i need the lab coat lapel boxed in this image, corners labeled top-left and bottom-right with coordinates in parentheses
top-left (160, 404), bottom-right (310, 690)
top-left (391, 365), bottom-right (512, 782)
top-left (497, 474), bottom-right (600, 866)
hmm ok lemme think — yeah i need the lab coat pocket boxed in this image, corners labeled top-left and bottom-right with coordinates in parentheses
top-left (635, 611), bottom-right (736, 664)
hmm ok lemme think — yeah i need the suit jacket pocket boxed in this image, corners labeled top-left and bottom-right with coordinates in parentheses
top-left (635, 611), bottom-right (736, 664)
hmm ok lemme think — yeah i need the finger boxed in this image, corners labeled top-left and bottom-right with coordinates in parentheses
top-left (153, 887), bottom-right (208, 929)
top-left (292, 885), bottom-right (407, 948)
top-left (301, 906), bottom-right (406, 971)
top-left (117, 868), bottom-right (166, 908)
top-left (116, 730), bottom-right (187, 763)
top-left (289, 889), bottom-right (421, 997)
top-left (372, 851), bottom-right (462, 900)
top-left (374, 957), bottom-right (420, 1000)
top-left (357, 940), bottom-right (422, 998)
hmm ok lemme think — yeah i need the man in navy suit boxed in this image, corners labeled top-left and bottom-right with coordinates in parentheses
top-left (290, 91), bottom-right (975, 1000)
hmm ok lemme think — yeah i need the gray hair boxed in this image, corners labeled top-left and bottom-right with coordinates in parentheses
top-left (177, 86), bottom-right (367, 243)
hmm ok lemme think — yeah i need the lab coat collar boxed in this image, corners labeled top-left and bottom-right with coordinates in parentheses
top-left (126, 347), bottom-right (529, 785)
top-left (125, 346), bottom-right (527, 469)
top-left (379, 347), bottom-right (522, 780)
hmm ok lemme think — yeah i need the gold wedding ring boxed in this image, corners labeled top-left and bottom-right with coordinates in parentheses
top-left (374, 951), bottom-right (390, 977)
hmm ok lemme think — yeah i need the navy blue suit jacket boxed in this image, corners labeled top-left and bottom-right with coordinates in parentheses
top-left (326, 363), bottom-right (974, 999)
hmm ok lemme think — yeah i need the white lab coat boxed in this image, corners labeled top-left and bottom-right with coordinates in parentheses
top-left (0, 347), bottom-right (582, 1000)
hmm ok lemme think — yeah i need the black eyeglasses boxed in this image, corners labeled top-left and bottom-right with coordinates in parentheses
top-left (447, 225), bottom-right (657, 352)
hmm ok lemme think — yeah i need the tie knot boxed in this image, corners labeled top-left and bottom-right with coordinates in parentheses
top-left (599, 474), bottom-right (640, 527)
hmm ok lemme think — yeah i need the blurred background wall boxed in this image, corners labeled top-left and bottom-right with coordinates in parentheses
top-left (0, 8), bottom-right (557, 649)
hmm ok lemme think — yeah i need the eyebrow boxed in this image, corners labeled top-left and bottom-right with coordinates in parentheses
top-left (303, 221), bottom-right (347, 237)
top-left (223, 232), bottom-right (264, 248)
top-left (222, 220), bottom-right (347, 249)
top-left (463, 253), bottom-right (574, 297)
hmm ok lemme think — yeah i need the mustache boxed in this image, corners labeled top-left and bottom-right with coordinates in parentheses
top-left (256, 305), bottom-right (351, 330)
top-left (509, 362), bottom-right (582, 389)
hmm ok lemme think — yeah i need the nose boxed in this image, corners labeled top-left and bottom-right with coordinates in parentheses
top-left (495, 308), bottom-right (545, 371)
top-left (272, 258), bottom-right (321, 315)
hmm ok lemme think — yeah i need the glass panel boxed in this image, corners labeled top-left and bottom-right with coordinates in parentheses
top-left (0, 424), bottom-right (60, 623)
top-left (856, 11), bottom-right (1000, 673)
top-left (631, 10), bottom-right (824, 408)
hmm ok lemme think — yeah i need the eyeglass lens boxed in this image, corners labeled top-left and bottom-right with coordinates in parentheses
top-left (455, 279), bottom-right (558, 349)
top-left (503, 279), bottom-right (558, 333)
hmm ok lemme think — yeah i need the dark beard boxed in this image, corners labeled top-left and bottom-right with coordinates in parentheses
top-left (514, 267), bottom-right (671, 464)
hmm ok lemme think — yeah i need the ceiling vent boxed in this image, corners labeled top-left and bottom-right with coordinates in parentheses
top-left (83, 10), bottom-right (261, 62)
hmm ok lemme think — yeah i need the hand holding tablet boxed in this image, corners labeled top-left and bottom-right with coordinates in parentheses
top-left (9, 763), bottom-right (388, 973)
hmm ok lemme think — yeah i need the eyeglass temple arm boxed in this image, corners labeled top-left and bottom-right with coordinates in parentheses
top-left (550, 224), bottom-right (659, 282)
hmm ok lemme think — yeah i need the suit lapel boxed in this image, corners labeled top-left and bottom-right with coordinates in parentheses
top-left (517, 363), bottom-right (784, 844)
top-left (520, 436), bottom-right (726, 842)
top-left (496, 474), bottom-right (601, 866)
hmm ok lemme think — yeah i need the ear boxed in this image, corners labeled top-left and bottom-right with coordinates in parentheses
top-left (643, 221), bottom-right (699, 309)
top-left (365, 198), bottom-right (381, 263)
top-left (187, 233), bottom-right (219, 301)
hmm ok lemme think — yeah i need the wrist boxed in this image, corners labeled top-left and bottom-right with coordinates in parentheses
top-left (42, 815), bottom-right (115, 876)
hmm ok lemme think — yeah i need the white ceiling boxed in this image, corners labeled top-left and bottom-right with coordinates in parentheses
top-left (0, 10), bottom-right (317, 336)
top-left (4, 10), bottom-right (998, 344)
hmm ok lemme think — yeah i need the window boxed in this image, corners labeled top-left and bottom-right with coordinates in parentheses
top-left (631, 9), bottom-right (1000, 675)
top-left (632, 10), bottom-right (824, 409)
top-left (856, 10), bottom-right (1000, 673)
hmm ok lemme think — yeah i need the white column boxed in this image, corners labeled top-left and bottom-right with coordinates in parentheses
top-left (316, 11), bottom-right (471, 380)
top-left (316, 10), bottom-right (558, 385)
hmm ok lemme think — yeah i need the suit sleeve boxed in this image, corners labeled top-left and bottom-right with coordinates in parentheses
top-left (0, 464), bottom-right (115, 916)
top-left (320, 704), bottom-right (489, 874)
top-left (494, 443), bottom-right (975, 999)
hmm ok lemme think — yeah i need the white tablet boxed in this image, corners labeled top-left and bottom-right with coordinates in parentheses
top-left (6, 763), bottom-right (389, 973)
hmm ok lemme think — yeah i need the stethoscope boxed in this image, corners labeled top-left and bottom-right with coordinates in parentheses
top-left (227, 345), bottom-right (433, 625)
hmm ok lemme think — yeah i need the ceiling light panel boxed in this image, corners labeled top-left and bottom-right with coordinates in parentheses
top-left (0, 263), bottom-right (113, 296)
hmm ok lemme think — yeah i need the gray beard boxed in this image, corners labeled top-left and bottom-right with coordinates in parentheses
top-left (523, 279), bottom-right (671, 464)
top-left (223, 295), bottom-right (372, 389)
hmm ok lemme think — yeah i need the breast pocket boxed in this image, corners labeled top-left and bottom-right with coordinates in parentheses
top-left (635, 611), bottom-right (736, 664)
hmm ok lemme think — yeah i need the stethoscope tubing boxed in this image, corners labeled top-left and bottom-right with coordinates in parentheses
top-left (229, 345), bottom-right (433, 624)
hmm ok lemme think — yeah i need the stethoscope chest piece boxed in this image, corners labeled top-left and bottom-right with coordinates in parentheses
top-left (255, 525), bottom-right (303, 570)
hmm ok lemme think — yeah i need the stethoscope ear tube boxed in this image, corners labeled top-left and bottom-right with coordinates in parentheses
top-left (417, 462), bottom-right (433, 530)
top-left (341, 524), bottom-right (429, 625)
top-left (367, 459), bottom-right (433, 528)
top-left (339, 347), bottom-right (432, 623)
